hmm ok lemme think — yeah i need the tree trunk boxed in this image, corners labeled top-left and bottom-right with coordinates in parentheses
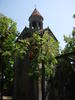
top-left (42, 60), bottom-right (45, 100)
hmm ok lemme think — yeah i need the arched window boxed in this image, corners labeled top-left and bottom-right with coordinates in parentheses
top-left (32, 21), bottom-right (37, 29)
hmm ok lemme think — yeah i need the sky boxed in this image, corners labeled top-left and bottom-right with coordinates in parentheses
top-left (0, 0), bottom-right (75, 49)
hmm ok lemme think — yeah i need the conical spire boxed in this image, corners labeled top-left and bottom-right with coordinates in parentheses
top-left (29, 8), bottom-right (43, 21)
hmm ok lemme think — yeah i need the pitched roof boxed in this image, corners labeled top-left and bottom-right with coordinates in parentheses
top-left (29, 8), bottom-right (43, 20)
top-left (18, 27), bottom-right (58, 42)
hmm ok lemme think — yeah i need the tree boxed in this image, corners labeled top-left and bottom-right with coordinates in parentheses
top-left (62, 26), bottom-right (75, 72)
top-left (63, 28), bottom-right (75, 53)
top-left (28, 31), bottom-right (59, 77)
top-left (0, 15), bottom-right (29, 98)
top-left (29, 31), bottom-right (59, 78)
top-left (28, 31), bottom-right (59, 100)
top-left (62, 15), bottom-right (75, 54)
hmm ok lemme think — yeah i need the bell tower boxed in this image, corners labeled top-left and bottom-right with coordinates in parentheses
top-left (29, 8), bottom-right (43, 30)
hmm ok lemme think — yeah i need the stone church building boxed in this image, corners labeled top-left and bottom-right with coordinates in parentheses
top-left (14, 8), bottom-right (57, 100)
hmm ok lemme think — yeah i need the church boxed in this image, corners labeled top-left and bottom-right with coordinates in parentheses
top-left (14, 8), bottom-right (58, 100)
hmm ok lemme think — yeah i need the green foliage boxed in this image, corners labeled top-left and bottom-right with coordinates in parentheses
top-left (0, 15), bottom-right (29, 91)
top-left (62, 14), bottom-right (75, 54)
top-left (63, 28), bottom-right (75, 53)
top-left (29, 31), bottom-right (59, 79)
top-left (13, 39), bottom-right (29, 58)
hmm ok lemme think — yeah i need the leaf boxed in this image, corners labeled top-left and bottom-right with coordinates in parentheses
top-left (2, 51), bottom-right (11, 57)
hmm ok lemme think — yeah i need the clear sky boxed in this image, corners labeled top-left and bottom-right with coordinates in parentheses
top-left (0, 0), bottom-right (75, 49)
